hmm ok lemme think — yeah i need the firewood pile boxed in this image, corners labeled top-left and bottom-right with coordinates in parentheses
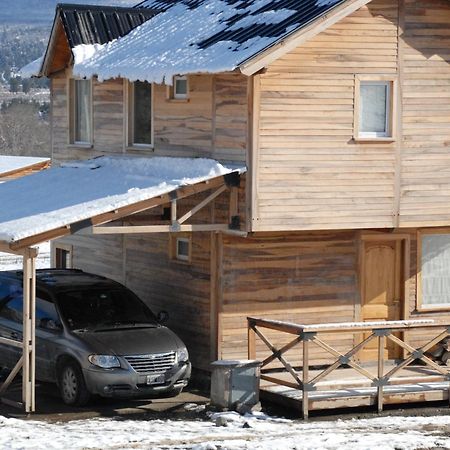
top-left (427, 338), bottom-right (450, 365)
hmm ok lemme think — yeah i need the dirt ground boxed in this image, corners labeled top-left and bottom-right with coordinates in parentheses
top-left (2, 379), bottom-right (450, 425)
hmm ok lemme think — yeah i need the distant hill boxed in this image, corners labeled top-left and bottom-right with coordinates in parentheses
top-left (0, 0), bottom-right (138, 26)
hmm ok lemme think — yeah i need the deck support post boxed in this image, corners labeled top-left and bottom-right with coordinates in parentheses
top-left (248, 323), bottom-right (256, 360)
top-left (377, 333), bottom-right (385, 413)
top-left (22, 249), bottom-right (36, 413)
top-left (302, 336), bottom-right (310, 420)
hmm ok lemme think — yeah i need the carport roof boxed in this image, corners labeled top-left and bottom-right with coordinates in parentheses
top-left (0, 156), bottom-right (244, 252)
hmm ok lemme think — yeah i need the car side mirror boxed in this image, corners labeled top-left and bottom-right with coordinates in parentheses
top-left (157, 310), bottom-right (169, 324)
top-left (40, 318), bottom-right (62, 332)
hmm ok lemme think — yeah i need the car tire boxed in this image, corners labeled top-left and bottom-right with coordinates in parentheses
top-left (58, 361), bottom-right (90, 406)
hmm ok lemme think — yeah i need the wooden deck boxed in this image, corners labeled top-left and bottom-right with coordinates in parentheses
top-left (248, 317), bottom-right (450, 418)
top-left (260, 363), bottom-right (450, 412)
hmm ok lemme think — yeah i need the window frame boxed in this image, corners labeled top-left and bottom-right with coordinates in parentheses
top-left (169, 234), bottom-right (192, 263)
top-left (69, 77), bottom-right (93, 147)
top-left (354, 75), bottom-right (397, 143)
top-left (52, 243), bottom-right (73, 269)
top-left (174, 75), bottom-right (188, 100)
top-left (417, 228), bottom-right (450, 312)
top-left (126, 80), bottom-right (154, 150)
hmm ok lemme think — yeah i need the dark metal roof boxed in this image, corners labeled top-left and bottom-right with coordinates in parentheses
top-left (134, 0), bottom-right (346, 54)
top-left (57, 3), bottom-right (158, 48)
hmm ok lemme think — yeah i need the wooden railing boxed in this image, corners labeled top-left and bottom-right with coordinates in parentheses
top-left (247, 317), bottom-right (450, 419)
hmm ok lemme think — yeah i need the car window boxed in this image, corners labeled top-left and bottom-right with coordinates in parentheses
top-left (0, 290), bottom-right (23, 323)
top-left (36, 297), bottom-right (62, 331)
top-left (57, 288), bottom-right (157, 331)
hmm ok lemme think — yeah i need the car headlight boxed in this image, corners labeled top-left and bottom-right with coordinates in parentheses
top-left (177, 347), bottom-right (189, 362)
top-left (88, 354), bottom-right (121, 369)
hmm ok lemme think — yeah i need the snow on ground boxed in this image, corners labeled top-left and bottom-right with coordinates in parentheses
top-left (1, 410), bottom-right (450, 449)
top-left (0, 156), bottom-right (243, 243)
top-left (0, 242), bottom-right (50, 271)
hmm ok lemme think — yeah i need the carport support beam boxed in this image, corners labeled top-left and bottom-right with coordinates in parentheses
top-left (22, 248), bottom-right (36, 413)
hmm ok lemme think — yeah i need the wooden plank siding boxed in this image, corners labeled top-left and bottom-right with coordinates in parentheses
top-left (254, 0), bottom-right (399, 232)
top-left (399, 0), bottom-right (450, 227)
top-left (51, 72), bottom-right (247, 164)
top-left (218, 231), bottom-right (359, 366)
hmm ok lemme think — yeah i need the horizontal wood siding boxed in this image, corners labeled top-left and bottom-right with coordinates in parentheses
top-left (51, 72), bottom-right (247, 164)
top-left (399, 0), bottom-right (450, 227)
top-left (219, 231), bottom-right (358, 366)
top-left (255, 0), bottom-right (399, 231)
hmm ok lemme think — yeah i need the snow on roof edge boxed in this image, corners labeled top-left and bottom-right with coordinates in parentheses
top-left (0, 156), bottom-right (246, 245)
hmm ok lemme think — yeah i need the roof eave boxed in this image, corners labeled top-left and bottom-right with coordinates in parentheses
top-left (237, 0), bottom-right (373, 76)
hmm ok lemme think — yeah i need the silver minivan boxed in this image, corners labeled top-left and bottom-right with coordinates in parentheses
top-left (0, 269), bottom-right (191, 406)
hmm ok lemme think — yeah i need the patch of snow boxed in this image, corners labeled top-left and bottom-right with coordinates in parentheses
top-left (228, 9), bottom-right (296, 31)
top-left (0, 156), bottom-right (50, 176)
top-left (72, 0), bottom-right (307, 83)
top-left (1, 412), bottom-right (450, 449)
top-left (0, 156), bottom-right (245, 243)
top-left (0, 242), bottom-right (50, 271)
top-left (72, 43), bottom-right (110, 66)
top-left (20, 56), bottom-right (44, 78)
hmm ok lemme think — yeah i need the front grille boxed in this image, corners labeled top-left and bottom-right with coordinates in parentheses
top-left (124, 351), bottom-right (176, 374)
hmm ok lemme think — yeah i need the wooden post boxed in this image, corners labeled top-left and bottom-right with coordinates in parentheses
top-left (377, 333), bottom-right (385, 413)
top-left (22, 249), bottom-right (36, 413)
top-left (248, 321), bottom-right (256, 360)
top-left (302, 335), bottom-right (309, 420)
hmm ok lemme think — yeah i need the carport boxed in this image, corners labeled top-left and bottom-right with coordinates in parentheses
top-left (0, 156), bottom-right (244, 412)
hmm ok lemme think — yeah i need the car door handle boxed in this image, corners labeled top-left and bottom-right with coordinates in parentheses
top-left (10, 332), bottom-right (19, 340)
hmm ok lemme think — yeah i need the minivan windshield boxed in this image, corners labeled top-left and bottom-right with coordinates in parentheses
top-left (57, 288), bottom-right (158, 331)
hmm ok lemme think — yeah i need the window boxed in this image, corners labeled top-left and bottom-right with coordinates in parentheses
top-left (128, 80), bottom-right (153, 147)
top-left (52, 244), bottom-right (72, 269)
top-left (354, 76), bottom-right (396, 141)
top-left (170, 234), bottom-right (191, 262)
top-left (176, 238), bottom-right (190, 261)
top-left (70, 79), bottom-right (92, 145)
top-left (0, 283), bottom-right (23, 323)
top-left (419, 232), bottom-right (450, 309)
top-left (174, 75), bottom-right (188, 99)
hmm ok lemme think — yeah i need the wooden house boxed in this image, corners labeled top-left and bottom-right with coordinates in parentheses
top-left (28, 0), bottom-right (450, 380)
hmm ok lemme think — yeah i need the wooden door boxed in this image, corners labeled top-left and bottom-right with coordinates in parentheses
top-left (361, 240), bottom-right (403, 361)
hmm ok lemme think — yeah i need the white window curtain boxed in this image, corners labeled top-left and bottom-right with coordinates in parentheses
top-left (74, 79), bottom-right (91, 143)
top-left (421, 234), bottom-right (450, 306)
top-left (360, 82), bottom-right (388, 135)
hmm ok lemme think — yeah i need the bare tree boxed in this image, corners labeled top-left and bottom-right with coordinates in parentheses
top-left (0, 100), bottom-right (50, 157)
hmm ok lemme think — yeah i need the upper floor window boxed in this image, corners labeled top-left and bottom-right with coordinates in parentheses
top-left (174, 75), bottom-right (188, 99)
top-left (354, 76), bottom-right (396, 141)
top-left (70, 79), bottom-right (92, 145)
top-left (128, 80), bottom-right (153, 147)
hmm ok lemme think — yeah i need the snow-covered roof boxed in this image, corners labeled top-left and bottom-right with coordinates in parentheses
top-left (73, 0), bottom-right (344, 83)
top-left (0, 156), bottom-right (50, 177)
top-left (0, 156), bottom-right (243, 245)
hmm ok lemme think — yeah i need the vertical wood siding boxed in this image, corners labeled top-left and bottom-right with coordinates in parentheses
top-left (255, 0), bottom-right (399, 231)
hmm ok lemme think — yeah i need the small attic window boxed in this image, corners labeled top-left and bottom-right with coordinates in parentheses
top-left (174, 76), bottom-right (188, 99)
top-left (168, 76), bottom-right (189, 101)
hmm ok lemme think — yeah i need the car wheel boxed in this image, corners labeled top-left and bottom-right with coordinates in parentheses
top-left (58, 361), bottom-right (90, 406)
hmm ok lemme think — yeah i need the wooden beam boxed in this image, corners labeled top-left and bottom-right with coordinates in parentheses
top-left (0, 355), bottom-right (23, 396)
top-left (178, 185), bottom-right (228, 225)
top-left (10, 174), bottom-right (230, 250)
top-left (90, 224), bottom-right (231, 234)
top-left (0, 337), bottom-right (22, 349)
top-left (239, 0), bottom-right (373, 75)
